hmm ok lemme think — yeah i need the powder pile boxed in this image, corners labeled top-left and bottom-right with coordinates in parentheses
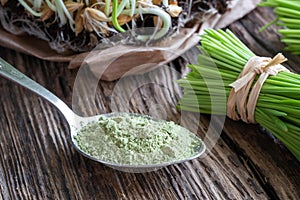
top-left (75, 113), bottom-right (201, 165)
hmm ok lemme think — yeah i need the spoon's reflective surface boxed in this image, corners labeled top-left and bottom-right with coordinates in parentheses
top-left (0, 58), bottom-right (206, 173)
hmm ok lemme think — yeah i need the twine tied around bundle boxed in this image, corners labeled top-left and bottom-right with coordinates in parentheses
top-left (227, 53), bottom-right (290, 124)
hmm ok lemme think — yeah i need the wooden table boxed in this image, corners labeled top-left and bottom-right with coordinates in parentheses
top-left (0, 6), bottom-right (299, 200)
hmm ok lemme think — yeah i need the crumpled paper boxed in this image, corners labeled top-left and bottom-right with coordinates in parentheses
top-left (0, 0), bottom-right (261, 81)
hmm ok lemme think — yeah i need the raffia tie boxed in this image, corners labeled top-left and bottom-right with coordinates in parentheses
top-left (227, 53), bottom-right (290, 124)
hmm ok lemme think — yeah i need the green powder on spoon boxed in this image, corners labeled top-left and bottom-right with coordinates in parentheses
top-left (74, 113), bottom-right (201, 165)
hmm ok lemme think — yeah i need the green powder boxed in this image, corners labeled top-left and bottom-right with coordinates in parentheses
top-left (74, 113), bottom-right (201, 165)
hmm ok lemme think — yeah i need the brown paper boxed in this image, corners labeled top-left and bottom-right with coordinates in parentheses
top-left (0, 0), bottom-right (261, 81)
top-left (78, 26), bottom-right (200, 80)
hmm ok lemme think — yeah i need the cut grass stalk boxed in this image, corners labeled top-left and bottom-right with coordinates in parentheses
top-left (177, 29), bottom-right (300, 160)
top-left (260, 0), bottom-right (300, 54)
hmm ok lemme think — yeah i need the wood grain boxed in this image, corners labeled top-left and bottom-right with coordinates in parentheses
top-left (0, 6), bottom-right (299, 200)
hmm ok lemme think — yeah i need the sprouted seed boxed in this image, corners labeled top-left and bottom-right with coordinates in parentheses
top-left (0, 0), bottom-right (231, 52)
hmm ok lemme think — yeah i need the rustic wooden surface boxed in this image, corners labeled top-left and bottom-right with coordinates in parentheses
top-left (0, 6), bottom-right (299, 200)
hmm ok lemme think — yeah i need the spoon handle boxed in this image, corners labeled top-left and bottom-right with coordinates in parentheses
top-left (0, 57), bottom-right (74, 121)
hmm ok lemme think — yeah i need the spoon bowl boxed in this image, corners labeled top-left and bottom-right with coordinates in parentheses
top-left (0, 58), bottom-right (206, 173)
top-left (71, 113), bottom-right (206, 173)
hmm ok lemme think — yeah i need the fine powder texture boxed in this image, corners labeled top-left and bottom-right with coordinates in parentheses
top-left (74, 113), bottom-right (200, 165)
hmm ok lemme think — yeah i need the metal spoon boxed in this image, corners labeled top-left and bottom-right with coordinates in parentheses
top-left (0, 58), bottom-right (206, 173)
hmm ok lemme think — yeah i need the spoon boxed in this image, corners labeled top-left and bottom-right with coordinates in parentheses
top-left (0, 58), bottom-right (206, 173)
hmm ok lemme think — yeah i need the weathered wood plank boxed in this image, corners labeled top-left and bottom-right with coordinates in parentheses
top-left (0, 51), bottom-right (268, 199)
top-left (0, 6), bottom-right (299, 200)
top-left (228, 6), bottom-right (300, 199)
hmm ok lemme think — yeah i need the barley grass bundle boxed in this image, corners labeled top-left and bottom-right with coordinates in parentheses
top-left (259, 0), bottom-right (300, 54)
top-left (177, 29), bottom-right (300, 160)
